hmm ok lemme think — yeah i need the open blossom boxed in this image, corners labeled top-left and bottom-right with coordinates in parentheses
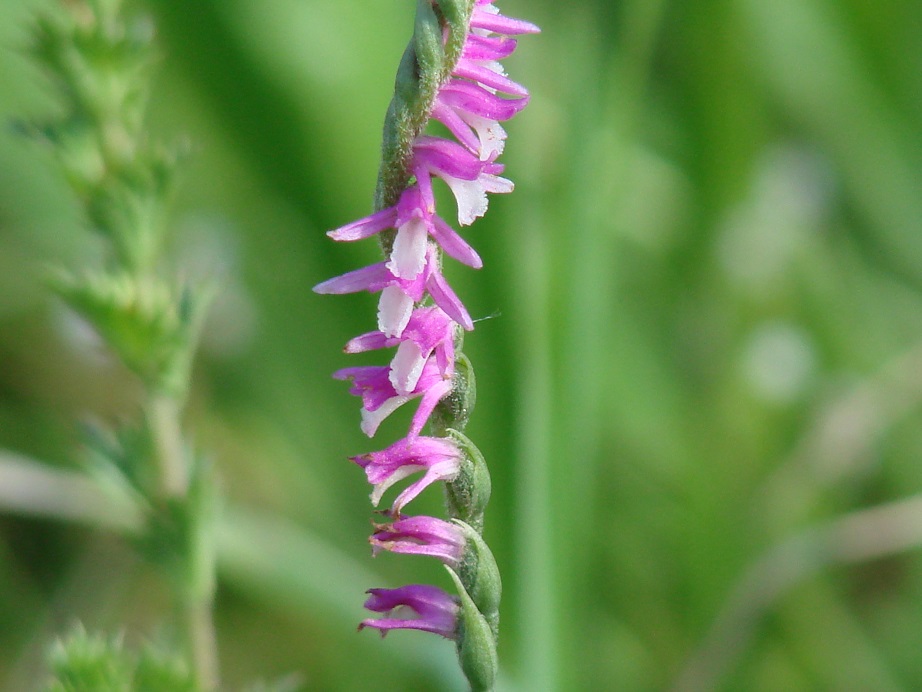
top-left (431, 78), bottom-right (525, 161)
top-left (351, 436), bottom-right (464, 512)
top-left (335, 357), bottom-right (452, 438)
top-left (313, 245), bottom-right (472, 337)
top-left (315, 2), bottom-right (539, 310)
top-left (326, 185), bottom-right (482, 280)
top-left (472, 0), bottom-right (541, 35)
top-left (345, 306), bottom-right (456, 395)
top-left (370, 515), bottom-right (466, 568)
top-left (412, 136), bottom-right (513, 226)
top-left (359, 584), bottom-right (459, 639)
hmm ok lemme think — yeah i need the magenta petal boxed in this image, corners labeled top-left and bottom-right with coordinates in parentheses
top-left (431, 101), bottom-right (482, 153)
top-left (399, 308), bottom-right (454, 356)
top-left (427, 268), bottom-right (474, 331)
top-left (332, 365), bottom-right (381, 382)
top-left (370, 515), bottom-right (465, 566)
top-left (452, 61), bottom-right (529, 97)
top-left (463, 34), bottom-right (518, 61)
top-left (351, 434), bottom-right (463, 508)
top-left (327, 207), bottom-right (398, 241)
top-left (390, 455), bottom-right (459, 512)
top-left (359, 585), bottom-right (458, 639)
top-left (430, 216), bottom-right (483, 268)
top-left (414, 136), bottom-right (484, 181)
top-left (334, 365), bottom-right (397, 412)
top-left (344, 331), bottom-right (395, 353)
top-left (471, 7), bottom-right (541, 35)
top-left (435, 334), bottom-right (455, 376)
top-left (439, 80), bottom-right (529, 121)
top-left (313, 262), bottom-right (391, 294)
top-left (408, 378), bottom-right (453, 438)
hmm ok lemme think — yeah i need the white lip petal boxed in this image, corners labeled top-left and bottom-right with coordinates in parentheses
top-left (389, 340), bottom-right (426, 395)
top-left (360, 394), bottom-right (412, 438)
top-left (378, 286), bottom-right (414, 338)
top-left (368, 462), bottom-right (422, 505)
top-left (442, 174), bottom-right (489, 226)
top-left (386, 217), bottom-right (428, 279)
top-left (464, 115), bottom-right (506, 161)
top-left (482, 174), bottom-right (514, 194)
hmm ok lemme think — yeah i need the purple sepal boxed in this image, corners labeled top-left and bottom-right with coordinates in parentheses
top-left (438, 79), bottom-right (529, 120)
top-left (414, 136), bottom-right (485, 181)
top-left (359, 584), bottom-right (459, 639)
top-left (312, 262), bottom-right (391, 295)
top-left (463, 34), bottom-right (518, 61)
top-left (344, 306), bottom-right (456, 394)
top-left (327, 207), bottom-right (398, 241)
top-left (471, 5), bottom-right (541, 36)
top-left (451, 62), bottom-right (529, 98)
top-left (334, 356), bottom-right (453, 437)
top-left (314, 247), bottom-right (472, 338)
top-left (370, 514), bottom-right (465, 567)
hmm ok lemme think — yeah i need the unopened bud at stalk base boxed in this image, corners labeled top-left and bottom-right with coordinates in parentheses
top-left (446, 566), bottom-right (498, 692)
top-left (444, 428), bottom-right (491, 531)
top-left (431, 352), bottom-right (477, 434)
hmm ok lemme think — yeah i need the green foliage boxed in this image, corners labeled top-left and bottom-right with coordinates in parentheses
top-left (28, 0), bottom-right (180, 272)
top-left (133, 645), bottom-right (197, 692)
top-left (51, 270), bottom-right (209, 395)
top-left (45, 628), bottom-right (134, 692)
top-left (45, 626), bottom-right (195, 692)
top-left (136, 455), bottom-right (217, 606)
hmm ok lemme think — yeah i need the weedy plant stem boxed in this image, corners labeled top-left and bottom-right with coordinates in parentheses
top-left (28, 0), bottom-right (219, 687)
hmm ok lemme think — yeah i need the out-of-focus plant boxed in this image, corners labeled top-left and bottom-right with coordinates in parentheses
top-left (23, 0), bottom-right (219, 688)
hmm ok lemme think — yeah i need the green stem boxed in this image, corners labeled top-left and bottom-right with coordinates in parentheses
top-left (188, 598), bottom-right (219, 691)
top-left (374, 0), bottom-right (474, 226)
top-left (146, 391), bottom-right (219, 689)
top-left (147, 392), bottom-right (188, 498)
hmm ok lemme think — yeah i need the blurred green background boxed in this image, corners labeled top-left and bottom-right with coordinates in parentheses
top-left (2, 0), bottom-right (922, 689)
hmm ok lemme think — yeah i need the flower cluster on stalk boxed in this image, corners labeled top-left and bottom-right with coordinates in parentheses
top-left (315, 0), bottom-right (537, 663)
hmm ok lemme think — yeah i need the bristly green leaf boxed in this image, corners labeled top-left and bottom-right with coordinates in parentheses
top-left (50, 270), bottom-right (212, 396)
top-left (45, 625), bottom-right (133, 692)
top-left (134, 452), bottom-right (216, 606)
top-left (80, 419), bottom-right (156, 502)
top-left (44, 625), bottom-right (199, 692)
top-left (27, 0), bottom-right (182, 273)
top-left (134, 643), bottom-right (197, 692)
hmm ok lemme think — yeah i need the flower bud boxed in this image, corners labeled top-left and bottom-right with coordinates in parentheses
top-left (444, 429), bottom-right (490, 531)
top-left (455, 520), bottom-right (501, 636)
top-left (431, 352), bottom-right (477, 433)
top-left (446, 566), bottom-right (497, 692)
